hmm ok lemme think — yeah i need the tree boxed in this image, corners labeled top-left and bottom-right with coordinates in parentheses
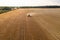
top-left (2, 7), bottom-right (11, 10)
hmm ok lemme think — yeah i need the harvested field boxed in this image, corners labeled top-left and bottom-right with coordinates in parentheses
top-left (0, 8), bottom-right (60, 40)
